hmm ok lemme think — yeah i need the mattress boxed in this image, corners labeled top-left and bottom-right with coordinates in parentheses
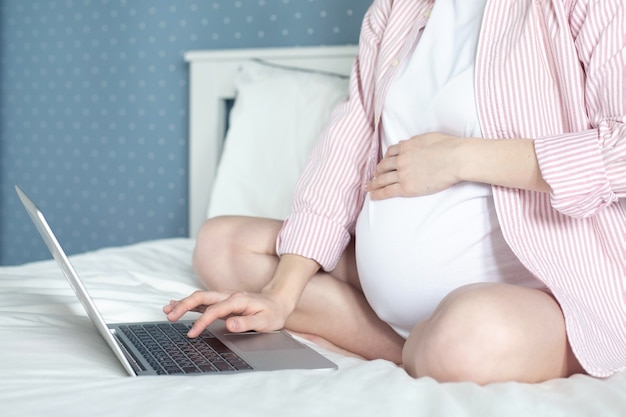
top-left (1, 238), bottom-right (625, 417)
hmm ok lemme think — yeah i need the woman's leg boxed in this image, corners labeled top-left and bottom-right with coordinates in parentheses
top-left (192, 216), bottom-right (405, 363)
top-left (401, 282), bottom-right (585, 384)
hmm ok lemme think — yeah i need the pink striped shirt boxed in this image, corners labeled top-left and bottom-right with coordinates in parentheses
top-left (277, 0), bottom-right (626, 377)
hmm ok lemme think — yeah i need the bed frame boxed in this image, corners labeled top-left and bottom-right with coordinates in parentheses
top-left (184, 45), bottom-right (358, 237)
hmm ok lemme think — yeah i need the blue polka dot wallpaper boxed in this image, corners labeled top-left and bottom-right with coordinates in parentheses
top-left (0, 0), bottom-right (369, 265)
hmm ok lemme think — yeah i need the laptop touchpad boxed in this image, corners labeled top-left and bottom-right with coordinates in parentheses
top-left (223, 332), bottom-right (305, 352)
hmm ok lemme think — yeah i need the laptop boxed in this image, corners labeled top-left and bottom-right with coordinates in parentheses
top-left (16, 185), bottom-right (337, 376)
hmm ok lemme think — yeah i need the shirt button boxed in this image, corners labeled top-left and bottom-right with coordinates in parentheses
top-left (391, 59), bottom-right (399, 68)
top-left (374, 114), bottom-right (380, 125)
top-left (424, 9), bottom-right (432, 18)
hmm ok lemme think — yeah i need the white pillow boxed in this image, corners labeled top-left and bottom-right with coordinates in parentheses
top-left (207, 60), bottom-right (349, 220)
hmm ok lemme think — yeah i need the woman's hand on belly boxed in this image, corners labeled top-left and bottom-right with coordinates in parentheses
top-left (366, 132), bottom-right (550, 200)
top-left (366, 132), bottom-right (464, 199)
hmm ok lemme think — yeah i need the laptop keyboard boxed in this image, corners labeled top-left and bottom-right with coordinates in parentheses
top-left (119, 323), bottom-right (253, 375)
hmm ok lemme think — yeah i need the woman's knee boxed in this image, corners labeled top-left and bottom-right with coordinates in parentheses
top-left (402, 287), bottom-right (516, 383)
top-left (192, 216), bottom-right (282, 291)
top-left (192, 216), bottom-right (239, 288)
top-left (402, 283), bottom-right (569, 384)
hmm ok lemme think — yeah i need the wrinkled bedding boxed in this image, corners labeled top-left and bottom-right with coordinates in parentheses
top-left (1, 238), bottom-right (625, 417)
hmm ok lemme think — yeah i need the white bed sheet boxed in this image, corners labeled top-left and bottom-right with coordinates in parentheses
top-left (1, 238), bottom-right (625, 417)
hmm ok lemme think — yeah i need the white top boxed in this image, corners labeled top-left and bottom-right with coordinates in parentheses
top-left (355, 0), bottom-right (540, 338)
top-left (381, 0), bottom-right (486, 150)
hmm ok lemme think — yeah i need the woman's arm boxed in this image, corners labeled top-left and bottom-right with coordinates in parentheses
top-left (529, 0), bottom-right (626, 218)
top-left (458, 138), bottom-right (549, 192)
top-left (277, 0), bottom-right (396, 272)
top-left (165, 254), bottom-right (320, 336)
top-left (367, 133), bottom-right (549, 200)
top-left (165, 0), bottom-right (397, 334)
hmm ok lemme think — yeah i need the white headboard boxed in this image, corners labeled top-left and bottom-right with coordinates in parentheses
top-left (184, 45), bottom-right (358, 237)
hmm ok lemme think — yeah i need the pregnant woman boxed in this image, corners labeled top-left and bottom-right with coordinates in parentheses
top-left (165, 0), bottom-right (626, 384)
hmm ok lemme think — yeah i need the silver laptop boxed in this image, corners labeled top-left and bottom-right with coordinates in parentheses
top-left (16, 185), bottom-right (336, 376)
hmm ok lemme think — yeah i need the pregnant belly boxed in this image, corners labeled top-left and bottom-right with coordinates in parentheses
top-left (354, 183), bottom-right (538, 338)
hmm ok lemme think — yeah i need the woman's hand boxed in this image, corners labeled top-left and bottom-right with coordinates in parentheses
top-left (163, 289), bottom-right (291, 338)
top-left (163, 254), bottom-right (321, 338)
top-left (366, 132), bottom-right (550, 199)
top-left (367, 132), bottom-right (462, 199)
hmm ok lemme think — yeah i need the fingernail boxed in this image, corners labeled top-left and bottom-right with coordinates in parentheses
top-left (228, 318), bottom-right (239, 332)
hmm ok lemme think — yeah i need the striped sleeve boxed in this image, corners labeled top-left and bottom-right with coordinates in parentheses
top-left (534, 0), bottom-right (626, 217)
top-left (276, 0), bottom-right (391, 271)
top-left (534, 130), bottom-right (618, 217)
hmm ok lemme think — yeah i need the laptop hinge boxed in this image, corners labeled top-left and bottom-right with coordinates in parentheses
top-left (112, 330), bottom-right (145, 374)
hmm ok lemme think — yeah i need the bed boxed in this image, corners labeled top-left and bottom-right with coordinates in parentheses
top-left (1, 45), bottom-right (625, 417)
